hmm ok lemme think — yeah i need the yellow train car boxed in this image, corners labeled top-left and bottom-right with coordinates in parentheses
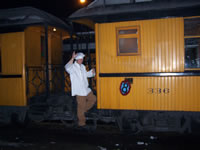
top-left (69, 0), bottom-right (200, 133)
top-left (0, 7), bottom-right (70, 124)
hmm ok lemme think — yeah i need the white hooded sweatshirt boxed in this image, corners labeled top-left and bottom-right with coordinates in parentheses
top-left (65, 61), bottom-right (95, 96)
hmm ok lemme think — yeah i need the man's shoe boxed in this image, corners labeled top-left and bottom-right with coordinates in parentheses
top-left (76, 125), bottom-right (90, 132)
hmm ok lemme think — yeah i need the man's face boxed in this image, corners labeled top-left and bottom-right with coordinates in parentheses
top-left (77, 59), bottom-right (83, 65)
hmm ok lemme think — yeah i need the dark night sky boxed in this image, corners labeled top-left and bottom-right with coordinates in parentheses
top-left (0, 0), bottom-right (94, 20)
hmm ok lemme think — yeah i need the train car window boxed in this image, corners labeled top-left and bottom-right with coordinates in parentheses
top-left (184, 18), bottom-right (200, 36)
top-left (184, 17), bottom-right (200, 69)
top-left (185, 38), bottom-right (200, 68)
top-left (116, 26), bottom-right (141, 56)
top-left (119, 29), bottom-right (138, 34)
top-left (41, 35), bottom-right (45, 58)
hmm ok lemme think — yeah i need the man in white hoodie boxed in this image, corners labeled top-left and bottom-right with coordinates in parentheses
top-left (65, 51), bottom-right (96, 128)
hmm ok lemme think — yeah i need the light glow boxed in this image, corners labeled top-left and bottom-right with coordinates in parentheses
top-left (80, 0), bottom-right (86, 4)
top-left (53, 27), bottom-right (56, 32)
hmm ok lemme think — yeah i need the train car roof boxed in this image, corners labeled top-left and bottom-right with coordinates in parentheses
top-left (69, 0), bottom-right (200, 23)
top-left (0, 7), bottom-right (70, 33)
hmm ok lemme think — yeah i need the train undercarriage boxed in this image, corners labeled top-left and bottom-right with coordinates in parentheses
top-left (1, 92), bottom-right (200, 134)
top-left (3, 93), bottom-right (193, 134)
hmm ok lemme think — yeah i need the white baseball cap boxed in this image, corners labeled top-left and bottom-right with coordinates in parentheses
top-left (75, 52), bottom-right (85, 60)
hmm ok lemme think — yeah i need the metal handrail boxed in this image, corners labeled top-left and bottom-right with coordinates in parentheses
top-left (26, 65), bottom-right (70, 97)
top-left (26, 63), bottom-right (96, 98)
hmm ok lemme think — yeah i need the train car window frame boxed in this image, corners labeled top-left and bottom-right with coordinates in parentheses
top-left (41, 35), bottom-right (45, 58)
top-left (40, 35), bottom-right (46, 65)
top-left (184, 17), bottom-right (200, 70)
top-left (116, 26), bottom-right (141, 56)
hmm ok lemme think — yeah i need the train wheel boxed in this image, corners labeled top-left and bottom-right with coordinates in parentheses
top-left (61, 120), bottom-right (76, 128)
top-left (61, 112), bottom-right (77, 128)
top-left (116, 112), bottom-right (142, 134)
top-left (11, 112), bottom-right (30, 128)
top-left (179, 115), bottom-right (191, 134)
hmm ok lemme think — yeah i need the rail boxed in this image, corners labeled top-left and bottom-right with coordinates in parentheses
top-left (26, 65), bottom-right (70, 97)
top-left (26, 64), bottom-right (96, 98)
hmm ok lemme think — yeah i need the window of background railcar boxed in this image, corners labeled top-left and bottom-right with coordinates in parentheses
top-left (116, 26), bottom-right (141, 56)
top-left (184, 17), bottom-right (200, 69)
top-left (41, 35), bottom-right (45, 57)
top-left (41, 35), bottom-right (46, 64)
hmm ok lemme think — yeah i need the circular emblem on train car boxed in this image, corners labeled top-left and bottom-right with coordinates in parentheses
top-left (120, 80), bottom-right (131, 96)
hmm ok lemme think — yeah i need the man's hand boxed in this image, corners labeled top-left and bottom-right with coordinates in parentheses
top-left (66, 51), bottom-right (77, 66)
top-left (72, 51), bottom-right (77, 59)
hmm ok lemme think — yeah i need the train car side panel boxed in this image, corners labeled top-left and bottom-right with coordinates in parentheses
top-left (1, 32), bottom-right (24, 74)
top-left (25, 27), bottom-right (43, 66)
top-left (50, 31), bottom-right (62, 65)
top-left (95, 23), bottom-right (101, 109)
top-left (95, 17), bottom-right (192, 111)
top-left (98, 76), bottom-right (200, 111)
top-left (97, 17), bottom-right (184, 73)
top-left (0, 32), bottom-right (26, 106)
top-left (0, 78), bottom-right (25, 106)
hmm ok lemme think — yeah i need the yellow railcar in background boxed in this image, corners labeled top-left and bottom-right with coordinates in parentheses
top-left (0, 7), bottom-right (71, 124)
top-left (69, 0), bottom-right (200, 133)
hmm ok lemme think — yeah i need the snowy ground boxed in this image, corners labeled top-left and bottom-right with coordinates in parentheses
top-left (0, 122), bottom-right (199, 150)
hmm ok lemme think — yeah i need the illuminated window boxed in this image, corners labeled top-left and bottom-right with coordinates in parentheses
top-left (116, 26), bottom-right (141, 56)
top-left (184, 17), bottom-right (200, 69)
top-left (41, 35), bottom-right (45, 58)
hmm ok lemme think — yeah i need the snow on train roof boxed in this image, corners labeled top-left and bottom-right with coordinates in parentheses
top-left (0, 7), bottom-right (70, 30)
top-left (69, 0), bottom-right (200, 22)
